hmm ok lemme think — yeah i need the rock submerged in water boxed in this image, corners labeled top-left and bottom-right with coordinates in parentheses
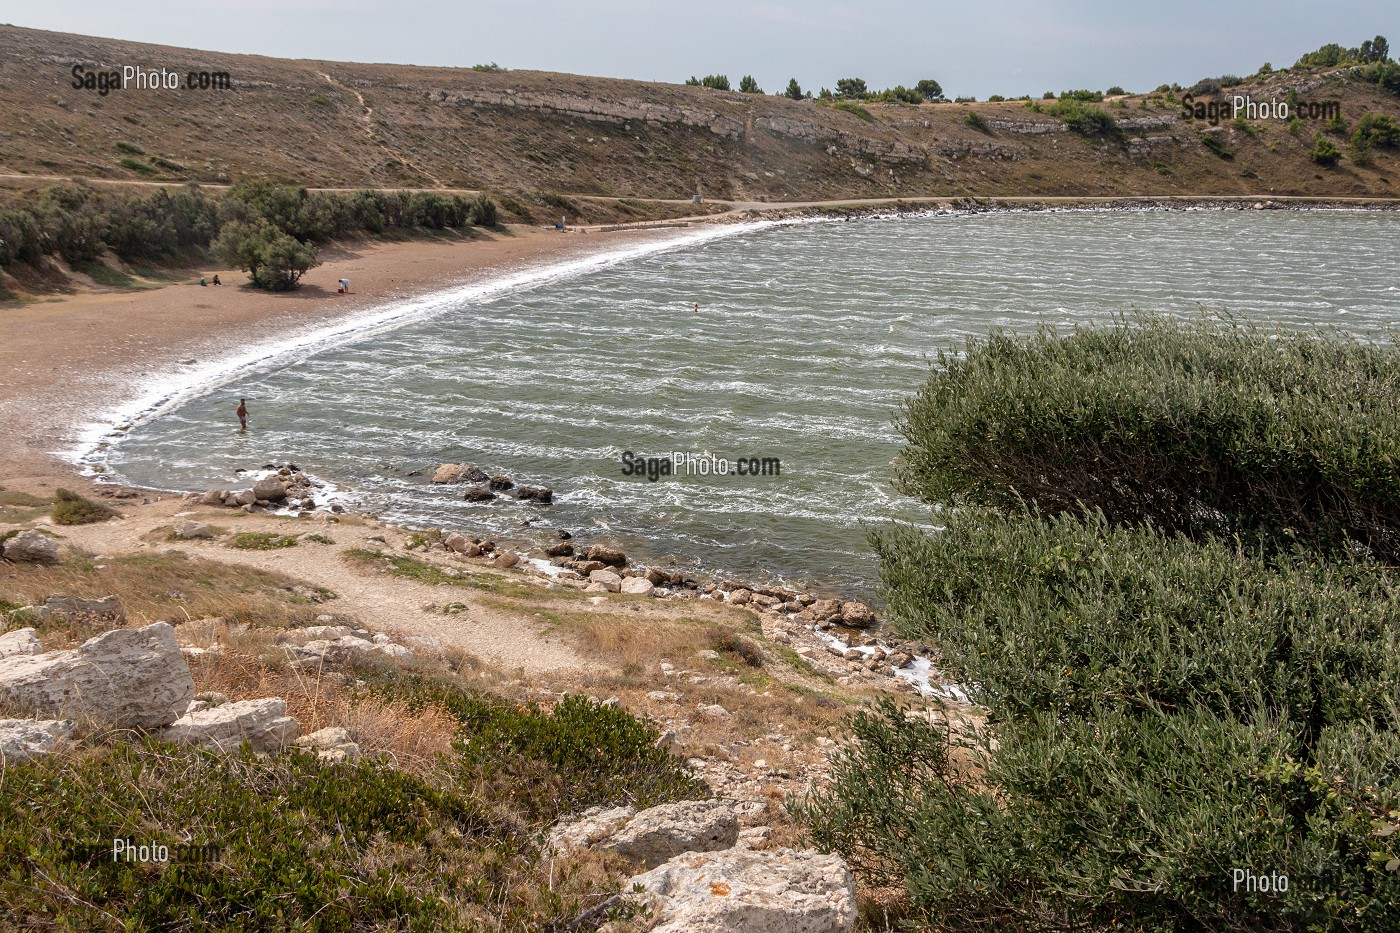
top-left (463, 486), bottom-right (497, 502)
top-left (513, 485), bottom-right (553, 504)
top-left (431, 463), bottom-right (490, 484)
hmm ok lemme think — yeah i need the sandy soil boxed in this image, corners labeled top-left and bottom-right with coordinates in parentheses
top-left (0, 224), bottom-right (680, 494)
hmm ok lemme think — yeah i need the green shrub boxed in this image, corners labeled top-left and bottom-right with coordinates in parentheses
top-left (118, 157), bottom-right (157, 176)
top-left (870, 508), bottom-right (1400, 731)
top-left (895, 317), bottom-right (1400, 559)
top-left (1202, 132), bottom-right (1235, 158)
top-left (0, 743), bottom-right (512, 929)
top-left (738, 75), bottom-right (762, 94)
top-left (799, 696), bottom-right (1400, 932)
top-left (226, 531), bottom-right (300, 550)
top-left (831, 99), bottom-right (874, 121)
top-left (963, 111), bottom-right (990, 132)
top-left (470, 192), bottom-right (498, 227)
top-left (51, 488), bottom-right (115, 525)
top-left (365, 676), bottom-right (705, 818)
top-left (1049, 98), bottom-right (1119, 137)
top-left (212, 220), bottom-right (318, 290)
top-left (1311, 136), bottom-right (1342, 166)
top-left (1353, 112), bottom-right (1400, 148)
top-left (114, 141), bottom-right (144, 155)
top-left (1059, 88), bottom-right (1104, 101)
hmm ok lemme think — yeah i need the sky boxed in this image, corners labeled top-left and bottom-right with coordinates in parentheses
top-left (3, 1), bottom-right (1396, 99)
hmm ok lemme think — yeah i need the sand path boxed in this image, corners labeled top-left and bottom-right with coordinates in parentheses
top-left (48, 499), bottom-right (591, 675)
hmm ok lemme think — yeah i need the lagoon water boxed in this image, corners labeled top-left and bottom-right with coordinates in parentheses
top-left (105, 210), bottom-right (1400, 595)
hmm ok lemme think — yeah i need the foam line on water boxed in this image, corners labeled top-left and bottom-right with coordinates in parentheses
top-left (68, 221), bottom-right (773, 474)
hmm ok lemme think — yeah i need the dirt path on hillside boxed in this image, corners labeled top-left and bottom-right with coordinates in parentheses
top-left (47, 500), bottom-right (590, 676)
top-left (315, 71), bottom-right (446, 188)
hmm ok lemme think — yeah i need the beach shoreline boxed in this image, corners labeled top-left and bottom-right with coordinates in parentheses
top-left (0, 223), bottom-right (712, 498)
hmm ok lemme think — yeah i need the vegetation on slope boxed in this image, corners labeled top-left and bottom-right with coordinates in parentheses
top-left (799, 318), bottom-right (1400, 931)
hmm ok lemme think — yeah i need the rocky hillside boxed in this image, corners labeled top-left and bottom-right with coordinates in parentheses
top-left (2, 25), bottom-right (1398, 205)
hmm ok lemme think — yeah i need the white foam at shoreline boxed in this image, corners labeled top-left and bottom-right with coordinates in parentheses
top-left (67, 220), bottom-right (776, 476)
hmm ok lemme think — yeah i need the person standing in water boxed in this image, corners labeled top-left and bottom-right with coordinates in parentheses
top-left (693, 303), bottom-right (699, 314)
top-left (235, 398), bottom-right (248, 431)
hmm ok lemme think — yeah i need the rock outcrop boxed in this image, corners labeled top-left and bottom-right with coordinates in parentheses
top-left (625, 847), bottom-right (857, 933)
top-left (599, 799), bottom-right (739, 869)
top-left (0, 622), bottom-right (194, 729)
top-left (0, 718), bottom-right (75, 761)
top-left (162, 697), bottom-right (299, 753)
top-left (294, 726), bottom-right (360, 762)
top-left (2, 530), bottom-right (59, 564)
top-left (0, 628), bottom-right (42, 658)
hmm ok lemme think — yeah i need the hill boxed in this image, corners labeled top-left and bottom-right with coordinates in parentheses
top-left (2, 25), bottom-right (1399, 208)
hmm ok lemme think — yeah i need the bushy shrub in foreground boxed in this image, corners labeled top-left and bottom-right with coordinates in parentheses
top-left (897, 317), bottom-right (1400, 560)
top-left (798, 508), bottom-right (1400, 931)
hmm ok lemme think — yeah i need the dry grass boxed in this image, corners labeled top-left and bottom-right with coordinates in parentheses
top-left (0, 550), bottom-right (334, 638)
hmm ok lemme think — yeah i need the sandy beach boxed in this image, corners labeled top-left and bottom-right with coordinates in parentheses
top-left (0, 224), bottom-right (686, 495)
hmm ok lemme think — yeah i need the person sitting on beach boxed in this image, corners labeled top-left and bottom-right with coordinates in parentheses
top-left (212, 274), bottom-right (221, 286)
top-left (198, 276), bottom-right (206, 286)
top-left (236, 398), bottom-right (247, 431)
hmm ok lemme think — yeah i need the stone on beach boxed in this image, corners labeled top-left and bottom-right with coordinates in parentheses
top-left (588, 569), bottom-right (622, 592)
top-left (252, 476), bottom-right (288, 502)
top-left (621, 577), bottom-right (656, 596)
top-left (174, 520), bottom-right (216, 539)
top-left (586, 545), bottom-right (627, 567)
top-left (0, 622), bottom-right (195, 729)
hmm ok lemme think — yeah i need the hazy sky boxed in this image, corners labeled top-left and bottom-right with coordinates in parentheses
top-left (4, 1), bottom-right (1395, 98)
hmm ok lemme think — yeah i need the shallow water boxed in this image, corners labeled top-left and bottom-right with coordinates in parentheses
top-left (105, 210), bottom-right (1400, 596)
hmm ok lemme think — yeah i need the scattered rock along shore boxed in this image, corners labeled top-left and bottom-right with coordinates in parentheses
top-left (149, 459), bottom-right (952, 696)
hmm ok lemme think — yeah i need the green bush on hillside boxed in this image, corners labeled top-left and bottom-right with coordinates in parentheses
top-left (797, 318), bottom-right (1400, 931)
top-left (896, 317), bottom-right (1400, 560)
top-left (213, 220), bottom-right (318, 290)
top-left (1048, 97), bottom-right (1119, 137)
top-left (51, 487), bottom-right (115, 525)
top-left (1312, 136), bottom-right (1343, 166)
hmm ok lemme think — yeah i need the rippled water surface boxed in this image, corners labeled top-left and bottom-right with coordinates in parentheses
top-left (107, 211), bottom-right (1400, 594)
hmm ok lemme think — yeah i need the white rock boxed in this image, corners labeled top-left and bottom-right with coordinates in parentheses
top-left (0, 718), bottom-right (75, 761)
top-left (598, 799), bottom-right (739, 868)
top-left (588, 569), bottom-right (622, 592)
top-left (0, 628), bottom-right (42, 658)
top-left (547, 805), bottom-right (637, 856)
top-left (162, 698), bottom-right (299, 753)
top-left (372, 643), bottom-right (413, 660)
top-left (621, 577), bottom-right (656, 596)
top-left (647, 690), bottom-right (682, 703)
top-left (294, 726), bottom-right (361, 762)
top-left (174, 521), bottom-right (215, 540)
top-left (626, 847), bottom-right (857, 933)
top-left (1, 530), bottom-right (59, 563)
top-left (0, 622), bottom-right (194, 729)
top-left (698, 703), bottom-right (733, 720)
top-left (252, 477), bottom-right (287, 502)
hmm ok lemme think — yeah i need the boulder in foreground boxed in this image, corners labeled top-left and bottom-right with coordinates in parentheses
top-left (0, 622), bottom-right (194, 729)
top-left (625, 846), bottom-right (857, 933)
top-left (162, 697), bottom-right (299, 753)
top-left (2, 530), bottom-right (59, 564)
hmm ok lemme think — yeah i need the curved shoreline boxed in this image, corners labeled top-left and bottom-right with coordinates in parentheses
top-left (72, 220), bottom-right (770, 481)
